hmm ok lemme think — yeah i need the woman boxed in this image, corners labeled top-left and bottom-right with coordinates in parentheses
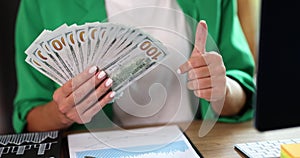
top-left (13, 0), bottom-right (255, 133)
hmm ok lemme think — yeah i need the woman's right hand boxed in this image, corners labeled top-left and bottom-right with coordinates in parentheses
top-left (53, 65), bottom-right (115, 125)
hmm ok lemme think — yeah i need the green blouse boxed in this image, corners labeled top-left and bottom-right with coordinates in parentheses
top-left (13, 0), bottom-right (255, 133)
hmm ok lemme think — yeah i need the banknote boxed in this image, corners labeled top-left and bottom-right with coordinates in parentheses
top-left (25, 22), bottom-right (169, 97)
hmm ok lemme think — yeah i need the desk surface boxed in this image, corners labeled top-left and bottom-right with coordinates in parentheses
top-left (63, 120), bottom-right (300, 158)
top-left (183, 120), bottom-right (300, 158)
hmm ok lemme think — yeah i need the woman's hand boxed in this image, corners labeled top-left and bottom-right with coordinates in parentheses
top-left (178, 20), bottom-right (246, 116)
top-left (178, 20), bottom-right (227, 102)
top-left (53, 65), bottom-right (115, 125)
top-left (26, 65), bottom-right (116, 131)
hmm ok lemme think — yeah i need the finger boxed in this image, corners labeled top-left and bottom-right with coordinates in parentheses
top-left (73, 78), bottom-right (113, 114)
top-left (190, 75), bottom-right (226, 89)
top-left (72, 71), bottom-right (107, 104)
top-left (178, 54), bottom-right (207, 74)
top-left (187, 78), bottom-right (212, 90)
top-left (58, 70), bottom-right (107, 114)
top-left (188, 66), bottom-right (210, 80)
top-left (193, 20), bottom-right (208, 55)
top-left (178, 21), bottom-right (208, 74)
top-left (194, 88), bottom-right (225, 102)
top-left (53, 67), bottom-right (99, 112)
top-left (205, 51), bottom-right (223, 63)
top-left (194, 88), bottom-right (212, 101)
top-left (60, 65), bottom-right (99, 97)
top-left (80, 91), bottom-right (115, 124)
top-left (193, 81), bottom-right (226, 101)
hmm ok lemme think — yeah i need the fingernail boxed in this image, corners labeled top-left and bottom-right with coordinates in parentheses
top-left (105, 78), bottom-right (113, 87)
top-left (97, 71), bottom-right (106, 79)
top-left (177, 69), bottom-right (182, 74)
top-left (89, 66), bottom-right (98, 74)
top-left (200, 20), bottom-right (206, 24)
top-left (110, 91), bottom-right (116, 98)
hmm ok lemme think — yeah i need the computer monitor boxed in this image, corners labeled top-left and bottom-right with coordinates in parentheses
top-left (254, 0), bottom-right (300, 131)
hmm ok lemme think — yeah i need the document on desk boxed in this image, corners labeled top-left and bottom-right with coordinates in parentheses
top-left (67, 125), bottom-right (202, 158)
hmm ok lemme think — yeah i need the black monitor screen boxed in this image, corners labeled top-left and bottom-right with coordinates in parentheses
top-left (254, 0), bottom-right (300, 131)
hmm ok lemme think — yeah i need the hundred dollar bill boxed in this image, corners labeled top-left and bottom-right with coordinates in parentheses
top-left (92, 23), bottom-right (117, 67)
top-left (85, 22), bottom-right (101, 65)
top-left (45, 24), bottom-right (76, 79)
top-left (104, 26), bottom-right (139, 61)
top-left (96, 27), bottom-right (147, 69)
top-left (105, 24), bottom-right (132, 56)
top-left (25, 56), bottom-right (64, 86)
top-left (74, 24), bottom-right (89, 70)
top-left (38, 40), bottom-right (72, 81)
top-left (25, 22), bottom-right (171, 98)
top-left (104, 36), bottom-right (169, 95)
top-left (26, 45), bottom-right (67, 84)
top-left (89, 23), bottom-right (111, 66)
top-left (25, 30), bottom-right (68, 83)
top-left (64, 24), bottom-right (82, 75)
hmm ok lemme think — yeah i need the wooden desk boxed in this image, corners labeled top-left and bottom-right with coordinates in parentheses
top-left (62, 120), bottom-right (300, 158)
top-left (183, 120), bottom-right (300, 158)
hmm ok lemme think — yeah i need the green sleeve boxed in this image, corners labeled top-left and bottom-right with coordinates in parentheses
top-left (13, 0), bottom-right (56, 133)
top-left (202, 0), bottom-right (256, 123)
top-left (13, 0), bottom-right (112, 133)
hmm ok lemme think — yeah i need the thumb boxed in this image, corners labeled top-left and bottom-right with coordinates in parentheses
top-left (193, 20), bottom-right (208, 55)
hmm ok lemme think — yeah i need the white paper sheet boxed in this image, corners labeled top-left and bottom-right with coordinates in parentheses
top-left (67, 125), bottom-right (201, 158)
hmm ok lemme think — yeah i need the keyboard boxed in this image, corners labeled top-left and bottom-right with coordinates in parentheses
top-left (234, 138), bottom-right (300, 158)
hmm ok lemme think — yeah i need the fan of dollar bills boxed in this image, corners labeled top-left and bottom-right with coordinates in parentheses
top-left (25, 22), bottom-right (169, 95)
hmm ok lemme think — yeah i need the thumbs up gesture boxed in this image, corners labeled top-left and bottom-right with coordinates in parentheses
top-left (178, 20), bottom-right (227, 102)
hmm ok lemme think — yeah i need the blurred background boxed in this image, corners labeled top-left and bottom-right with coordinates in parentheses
top-left (0, 0), bottom-right (20, 134)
